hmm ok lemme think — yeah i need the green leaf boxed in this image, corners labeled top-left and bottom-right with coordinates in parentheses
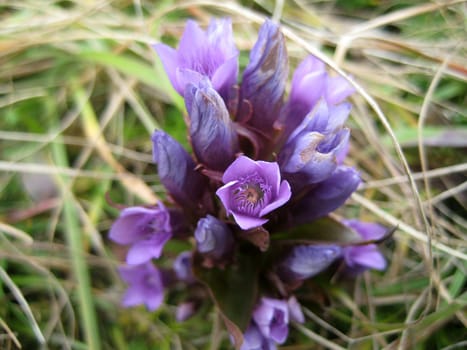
top-left (271, 216), bottom-right (362, 245)
top-left (193, 246), bottom-right (262, 349)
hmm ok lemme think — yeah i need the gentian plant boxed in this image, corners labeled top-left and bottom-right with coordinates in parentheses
top-left (108, 18), bottom-right (391, 349)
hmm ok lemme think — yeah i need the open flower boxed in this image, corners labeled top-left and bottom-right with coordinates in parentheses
top-left (118, 262), bottom-right (165, 311)
top-left (109, 204), bottom-right (172, 265)
top-left (216, 156), bottom-right (291, 230)
top-left (153, 18), bottom-right (238, 100)
top-left (342, 220), bottom-right (387, 273)
top-left (252, 297), bottom-right (289, 344)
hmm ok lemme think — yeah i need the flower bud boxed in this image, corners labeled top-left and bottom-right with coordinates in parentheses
top-left (279, 100), bottom-right (351, 189)
top-left (292, 165), bottom-right (360, 224)
top-left (175, 301), bottom-right (197, 322)
top-left (238, 20), bottom-right (288, 132)
top-left (152, 130), bottom-right (208, 210)
top-left (287, 296), bottom-right (305, 324)
top-left (195, 215), bottom-right (234, 260)
top-left (185, 80), bottom-right (239, 171)
top-left (277, 245), bottom-right (342, 282)
top-left (173, 251), bottom-right (195, 282)
top-left (279, 55), bottom-right (355, 137)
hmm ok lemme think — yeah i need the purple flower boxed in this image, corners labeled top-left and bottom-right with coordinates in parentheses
top-left (185, 79), bottom-right (239, 171)
top-left (292, 165), bottom-right (361, 224)
top-left (173, 251), bottom-right (194, 282)
top-left (279, 100), bottom-right (351, 189)
top-left (154, 18), bottom-right (238, 100)
top-left (343, 220), bottom-right (387, 272)
top-left (279, 55), bottom-right (355, 136)
top-left (152, 130), bottom-right (208, 210)
top-left (216, 156), bottom-right (291, 230)
top-left (109, 204), bottom-right (172, 265)
top-left (237, 20), bottom-right (288, 133)
top-left (118, 262), bottom-right (165, 311)
top-left (195, 215), bottom-right (234, 260)
top-left (277, 245), bottom-right (342, 282)
top-left (252, 297), bottom-right (289, 344)
top-left (240, 323), bottom-right (277, 350)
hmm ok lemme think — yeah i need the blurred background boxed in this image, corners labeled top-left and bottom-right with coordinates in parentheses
top-left (0, 0), bottom-right (466, 349)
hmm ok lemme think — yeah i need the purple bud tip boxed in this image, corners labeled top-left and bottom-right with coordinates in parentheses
top-left (186, 80), bottom-right (239, 171)
top-left (152, 130), bottom-right (208, 209)
top-left (278, 245), bottom-right (342, 282)
top-left (195, 215), bottom-right (234, 259)
top-left (287, 296), bottom-right (305, 324)
top-left (239, 20), bottom-right (288, 131)
top-left (173, 251), bottom-right (195, 282)
top-left (176, 301), bottom-right (197, 322)
top-left (279, 100), bottom-right (351, 188)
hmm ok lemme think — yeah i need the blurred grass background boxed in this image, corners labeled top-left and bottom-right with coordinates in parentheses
top-left (0, 0), bottom-right (466, 349)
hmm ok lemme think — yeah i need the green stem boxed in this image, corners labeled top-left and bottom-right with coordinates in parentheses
top-left (52, 140), bottom-right (101, 350)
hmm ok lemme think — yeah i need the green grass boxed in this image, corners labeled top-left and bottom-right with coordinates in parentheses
top-left (1, 0), bottom-right (466, 349)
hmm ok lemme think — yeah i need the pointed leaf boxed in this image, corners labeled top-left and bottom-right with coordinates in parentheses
top-left (193, 246), bottom-right (262, 349)
top-left (272, 216), bottom-right (361, 245)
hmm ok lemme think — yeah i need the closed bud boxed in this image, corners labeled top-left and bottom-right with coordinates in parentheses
top-left (277, 245), bottom-right (342, 282)
top-left (238, 20), bottom-right (288, 133)
top-left (173, 251), bottom-right (195, 283)
top-left (152, 130), bottom-right (207, 210)
top-left (185, 80), bottom-right (239, 171)
top-left (292, 165), bottom-right (361, 224)
top-left (195, 215), bottom-right (234, 260)
top-left (279, 100), bottom-right (351, 190)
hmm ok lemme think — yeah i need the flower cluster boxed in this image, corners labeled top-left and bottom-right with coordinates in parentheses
top-left (108, 18), bottom-right (388, 349)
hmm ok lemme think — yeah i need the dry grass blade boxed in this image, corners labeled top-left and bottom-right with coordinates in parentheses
top-left (0, 266), bottom-right (46, 345)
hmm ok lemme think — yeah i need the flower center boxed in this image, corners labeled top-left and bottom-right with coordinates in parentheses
top-left (232, 172), bottom-right (271, 216)
top-left (271, 309), bottom-right (285, 326)
top-left (139, 212), bottom-right (169, 239)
